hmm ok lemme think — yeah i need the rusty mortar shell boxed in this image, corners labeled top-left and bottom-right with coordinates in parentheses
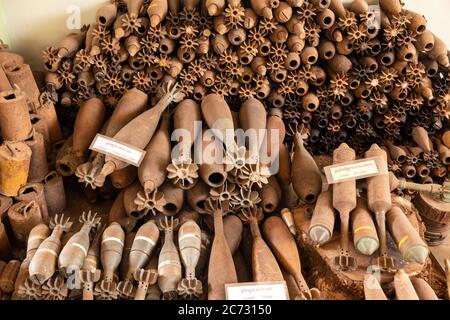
top-left (201, 69), bottom-right (216, 87)
top-left (416, 30), bottom-right (435, 52)
top-left (197, 29), bottom-right (212, 54)
top-left (0, 260), bottom-right (20, 294)
top-left (139, 115), bottom-right (170, 194)
top-left (109, 190), bottom-right (138, 233)
top-left (177, 220), bottom-right (203, 299)
top-left (318, 39), bottom-right (336, 60)
top-left (124, 35), bottom-right (141, 57)
top-left (404, 10), bottom-right (427, 35)
top-left (416, 164), bottom-right (430, 179)
top-left (0, 66), bottom-right (12, 91)
top-left (434, 139), bottom-right (450, 165)
top-left (240, 97), bottom-right (267, 157)
top-left (101, 222), bottom-right (125, 284)
top-left (206, 0), bottom-right (226, 16)
top-left (291, 132), bottom-right (322, 204)
top-left (276, 143), bottom-right (291, 184)
top-left (256, 78), bottom-right (271, 99)
top-left (158, 217), bottom-right (181, 300)
top-left (2, 61), bottom-right (40, 108)
top-left (378, 50), bottom-right (395, 67)
top-left (286, 14), bottom-right (305, 36)
top-left (118, 231), bottom-right (134, 289)
top-left (378, 0), bottom-right (402, 16)
top-left (309, 191), bottom-right (335, 245)
top-left (29, 215), bottom-right (72, 285)
top-left (251, 0), bottom-right (273, 19)
top-left (410, 278), bottom-right (438, 300)
top-left (213, 15), bottom-right (229, 35)
top-left (240, 206), bottom-right (284, 283)
top-left (0, 142), bottom-right (32, 197)
top-left (43, 171), bottom-right (66, 216)
top-left (285, 52), bottom-right (301, 70)
top-left (160, 183), bottom-right (185, 216)
top-left (123, 181), bottom-right (145, 219)
top-left (263, 215), bottom-right (318, 300)
top-left (257, 38), bottom-right (271, 56)
top-left (274, 2), bottom-right (292, 23)
top-left (302, 92), bottom-right (319, 112)
top-left (411, 126), bottom-right (432, 153)
top-left (243, 8), bottom-right (258, 29)
top-left (159, 37), bottom-right (175, 55)
top-left (317, 8), bottom-right (335, 30)
top-left (386, 206), bottom-right (429, 264)
top-left (56, 30), bottom-right (86, 58)
top-left (167, 58), bottom-right (183, 78)
top-left (280, 208), bottom-right (296, 236)
top-left (270, 25), bottom-right (289, 43)
top-left (351, 198), bottom-right (379, 256)
top-left (328, 54), bottom-right (353, 75)
top-left (234, 249), bottom-right (252, 283)
top-left (173, 99), bottom-right (201, 162)
top-left (223, 214), bottom-right (244, 256)
top-left (147, 0), bottom-right (168, 27)
top-left (300, 46), bottom-right (318, 65)
top-left (96, 3), bottom-right (117, 27)
top-left (422, 58), bottom-right (439, 77)
top-left (268, 91), bottom-right (285, 108)
top-left (58, 211), bottom-right (101, 277)
top-left (127, 0), bottom-right (144, 17)
top-left (394, 269), bottom-right (420, 300)
top-left (77, 70), bottom-right (95, 88)
top-left (186, 180), bottom-right (210, 214)
top-left (211, 34), bottom-right (230, 55)
top-left (12, 224), bottom-right (50, 298)
top-left (387, 141), bottom-right (407, 163)
top-left (336, 35), bottom-right (354, 55)
top-left (24, 130), bottom-right (49, 184)
top-left (15, 183), bottom-right (49, 223)
top-left (329, 0), bottom-right (346, 18)
top-left (267, 109), bottom-right (286, 156)
top-left (0, 89), bottom-right (32, 141)
top-left (251, 56), bottom-right (267, 76)
top-left (193, 84), bottom-right (207, 101)
top-left (397, 43), bottom-right (418, 63)
top-left (428, 33), bottom-right (449, 67)
top-left (259, 176), bottom-right (281, 213)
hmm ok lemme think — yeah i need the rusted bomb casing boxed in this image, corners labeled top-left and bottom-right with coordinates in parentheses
top-left (119, 232), bottom-right (135, 282)
top-left (260, 176), bottom-right (281, 213)
top-left (196, 129), bottom-right (227, 188)
top-left (309, 191), bottom-right (335, 245)
top-left (15, 183), bottom-right (49, 223)
top-left (394, 269), bottom-right (420, 300)
top-left (386, 206), bottom-right (429, 264)
top-left (186, 180), bottom-right (210, 214)
top-left (0, 260), bottom-right (20, 293)
top-left (240, 97), bottom-right (267, 160)
top-left (96, 3), bottom-right (117, 27)
top-left (365, 145), bottom-right (391, 214)
top-left (410, 278), bottom-right (438, 300)
top-left (160, 183), bottom-right (184, 216)
top-left (29, 215), bottom-right (72, 285)
top-left (43, 171), bottom-right (66, 216)
top-left (109, 190), bottom-right (138, 233)
top-left (223, 215), bottom-right (244, 255)
top-left (0, 89), bottom-right (32, 141)
top-left (7, 201), bottom-right (42, 244)
top-left (101, 222), bottom-right (125, 282)
top-left (351, 199), bottom-right (379, 256)
top-left (128, 221), bottom-right (160, 279)
top-left (111, 166), bottom-right (137, 190)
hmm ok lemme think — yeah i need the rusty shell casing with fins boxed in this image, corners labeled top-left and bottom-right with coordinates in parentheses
top-left (394, 269), bottom-right (420, 300)
top-left (351, 198), bottom-right (379, 256)
top-left (206, 0), bottom-right (226, 16)
top-left (128, 221), bottom-right (160, 278)
top-left (111, 166), bottom-right (137, 190)
top-left (25, 130), bottom-right (49, 183)
top-left (173, 99), bottom-right (201, 160)
top-left (139, 114), bottom-right (170, 193)
top-left (158, 227), bottom-right (182, 299)
top-left (428, 33), bottom-right (449, 67)
top-left (96, 3), bottom-right (117, 27)
top-left (365, 144), bottom-right (392, 214)
top-left (0, 260), bottom-right (20, 293)
top-left (223, 214), bottom-right (244, 255)
top-left (43, 171), bottom-right (66, 216)
top-left (186, 180), bottom-right (209, 214)
top-left (291, 132), bottom-right (322, 204)
top-left (263, 216), bottom-right (311, 298)
top-left (0, 89), bottom-right (32, 141)
top-left (411, 127), bottom-right (432, 153)
top-left (37, 98), bottom-right (63, 144)
top-left (56, 30), bottom-right (86, 58)
top-left (309, 191), bottom-right (335, 245)
top-left (29, 220), bottom-right (70, 285)
top-left (378, 0), bottom-right (402, 16)
top-left (260, 176), bottom-right (281, 213)
top-left (160, 183), bottom-right (185, 216)
top-left (15, 182), bottom-right (49, 223)
top-left (123, 180), bottom-right (144, 218)
top-left (410, 278), bottom-right (438, 300)
top-left (332, 143), bottom-right (357, 215)
top-left (147, 0), bottom-right (168, 27)
top-left (240, 97), bottom-right (267, 157)
top-left (386, 206), bottom-right (429, 264)
top-left (3, 61), bottom-right (40, 108)
top-left (109, 190), bottom-right (138, 233)
top-left (101, 222), bottom-right (125, 281)
top-left (196, 231), bottom-right (211, 278)
top-left (234, 249), bottom-right (252, 283)
top-left (201, 94), bottom-right (235, 147)
top-left (196, 129), bottom-right (227, 188)
top-left (119, 232), bottom-right (135, 280)
top-left (82, 224), bottom-right (104, 272)
top-left (12, 224), bottom-right (50, 297)
top-left (277, 143), bottom-right (292, 185)
top-left (7, 201), bottom-right (42, 244)
top-left (208, 208), bottom-right (237, 300)
top-left (178, 220), bottom-right (202, 276)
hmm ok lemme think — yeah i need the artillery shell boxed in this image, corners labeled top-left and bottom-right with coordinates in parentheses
top-left (351, 199), bottom-right (379, 256)
top-left (309, 191), bottom-right (335, 245)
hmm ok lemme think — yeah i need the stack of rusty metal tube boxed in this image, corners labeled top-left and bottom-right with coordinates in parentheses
top-left (0, 43), bottom-right (67, 282)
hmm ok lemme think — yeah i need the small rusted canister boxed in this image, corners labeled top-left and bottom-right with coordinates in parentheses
top-left (7, 201), bottom-right (42, 244)
top-left (0, 259), bottom-right (20, 293)
top-left (2, 61), bottom-right (40, 108)
top-left (0, 89), bottom-right (32, 141)
top-left (0, 142), bottom-right (32, 197)
top-left (43, 171), bottom-right (66, 216)
top-left (25, 130), bottom-right (49, 183)
top-left (15, 183), bottom-right (49, 223)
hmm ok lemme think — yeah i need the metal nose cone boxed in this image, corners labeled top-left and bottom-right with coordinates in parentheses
top-left (309, 226), bottom-right (330, 245)
top-left (405, 245), bottom-right (429, 264)
top-left (356, 237), bottom-right (379, 256)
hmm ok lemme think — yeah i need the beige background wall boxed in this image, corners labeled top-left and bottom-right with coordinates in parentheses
top-left (0, 0), bottom-right (449, 70)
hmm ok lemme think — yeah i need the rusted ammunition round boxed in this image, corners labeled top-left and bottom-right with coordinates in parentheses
top-left (302, 92), bottom-right (319, 112)
top-left (336, 37), bottom-right (353, 55)
top-left (281, 208), bottom-right (296, 236)
top-left (101, 222), bottom-right (125, 282)
top-left (429, 33), bottom-right (449, 66)
top-left (285, 52), bottom-right (301, 70)
top-left (328, 54), bottom-right (352, 74)
top-left (211, 34), bottom-right (230, 55)
top-left (128, 221), bottom-right (159, 278)
top-left (351, 199), bottom-right (379, 256)
top-left (318, 39), bottom-right (336, 60)
top-left (259, 177), bottom-right (281, 213)
top-left (0, 89), bottom-right (32, 141)
top-left (0, 142), bottom-right (32, 197)
top-left (270, 25), bottom-right (289, 43)
top-left (201, 70), bottom-right (216, 87)
top-left (258, 39), bottom-right (271, 56)
top-left (301, 46), bottom-right (319, 65)
top-left (274, 2), bottom-right (292, 23)
top-left (394, 269), bottom-right (420, 300)
top-left (387, 206), bottom-right (429, 264)
top-left (416, 30), bottom-right (435, 52)
top-left (405, 10), bottom-right (427, 35)
top-left (251, 56), bottom-right (267, 76)
top-left (56, 30), bottom-right (86, 58)
top-left (223, 215), bottom-right (243, 255)
top-left (309, 191), bottom-right (335, 245)
top-left (228, 27), bottom-right (246, 46)
top-left (287, 34), bottom-right (305, 52)
top-left (0, 260), bottom-right (20, 293)
top-left (160, 183), bottom-right (184, 216)
top-left (96, 3), bottom-right (117, 27)
top-left (317, 8), bottom-right (335, 29)
top-left (186, 180), bottom-right (209, 214)
top-left (410, 278), bottom-right (438, 300)
top-left (147, 0), bottom-right (168, 27)
top-left (251, 0), bottom-right (273, 19)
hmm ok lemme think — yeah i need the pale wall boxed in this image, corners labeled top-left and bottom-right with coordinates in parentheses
top-left (0, 0), bottom-right (449, 70)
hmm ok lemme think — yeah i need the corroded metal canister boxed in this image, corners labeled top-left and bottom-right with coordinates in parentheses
top-left (0, 220), bottom-right (11, 259)
top-left (0, 260), bottom-right (20, 294)
top-left (0, 89), bottom-right (32, 141)
top-left (7, 201), bottom-right (42, 244)
top-left (2, 61), bottom-right (40, 108)
top-left (309, 191), bottom-right (335, 245)
top-left (36, 97), bottom-right (63, 144)
top-left (386, 206), bottom-right (429, 264)
top-left (0, 142), bottom-right (32, 197)
top-left (15, 183), bottom-right (49, 223)
top-left (25, 130), bottom-right (49, 183)
top-left (43, 171), bottom-right (66, 216)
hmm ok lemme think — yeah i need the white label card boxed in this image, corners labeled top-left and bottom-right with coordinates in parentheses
top-left (324, 156), bottom-right (386, 184)
top-left (225, 281), bottom-right (289, 300)
top-left (89, 134), bottom-right (146, 167)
